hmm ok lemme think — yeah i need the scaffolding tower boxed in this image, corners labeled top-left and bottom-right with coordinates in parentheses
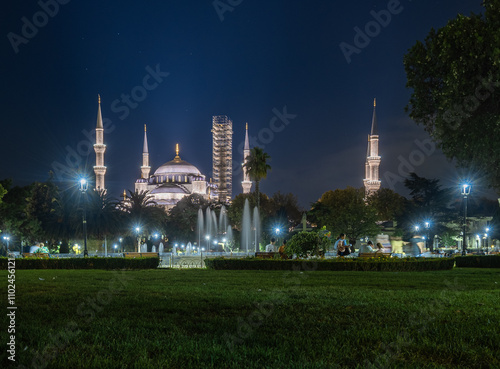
top-left (212, 115), bottom-right (233, 203)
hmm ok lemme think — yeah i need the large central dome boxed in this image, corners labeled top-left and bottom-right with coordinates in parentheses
top-left (154, 157), bottom-right (201, 176)
top-left (153, 145), bottom-right (202, 177)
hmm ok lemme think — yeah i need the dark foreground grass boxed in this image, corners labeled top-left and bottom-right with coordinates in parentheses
top-left (1, 268), bottom-right (499, 369)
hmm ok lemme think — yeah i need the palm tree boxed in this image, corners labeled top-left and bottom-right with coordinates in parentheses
top-left (86, 189), bottom-right (123, 252)
top-left (243, 147), bottom-right (271, 210)
top-left (120, 190), bottom-right (166, 248)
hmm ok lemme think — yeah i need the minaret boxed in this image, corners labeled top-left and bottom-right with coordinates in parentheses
top-left (141, 124), bottom-right (151, 179)
top-left (363, 98), bottom-right (381, 196)
top-left (242, 123), bottom-right (253, 194)
top-left (93, 95), bottom-right (106, 192)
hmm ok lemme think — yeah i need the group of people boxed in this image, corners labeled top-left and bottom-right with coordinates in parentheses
top-left (264, 233), bottom-right (385, 258)
top-left (265, 238), bottom-right (288, 258)
top-left (334, 233), bottom-right (384, 256)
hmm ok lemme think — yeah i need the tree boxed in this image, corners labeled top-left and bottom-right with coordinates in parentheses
top-left (404, 1), bottom-right (500, 193)
top-left (0, 180), bottom-right (40, 247)
top-left (228, 193), bottom-right (273, 230)
top-left (121, 190), bottom-right (166, 238)
top-left (45, 188), bottom-right (79, 253)
top-left (367, 188), bottom-right (407, 221)
top-left (166, 194), bottom-right (210, 242)
top-left (397, 173), bottom-right (456, 241)
top-left (243, 147), bottom-right (271, 210)
top-left (269, 192), bottom-right (302, 228)
top-left (309, 187), bottom-right (380, 241)
top-left (0, 183), bottom-right (6, 205)
top-left (86, 190), bottom-right (123, 247)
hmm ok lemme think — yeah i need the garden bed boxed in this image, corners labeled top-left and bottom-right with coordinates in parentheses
top-left (205, 257), bottom-right (455, 271)
top-left (455, 255), bottom-right (500, 268)
top-left (0, 257), bottom-right (160, 269)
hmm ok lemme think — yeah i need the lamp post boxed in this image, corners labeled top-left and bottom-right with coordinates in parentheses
top-left (119, 237), bottom-right (123, 252)
top-left (275, 227), bottom-right (281, 244)
top-left (3, 236), bottom-right (10, 255)
top-left (79, 178), bottom-right (88, 257)
top-left (461, 184), bottom-right (471, 256)
top-left (135, 227), bottom-right (141, 253)
top-left (205, 235), bottom-right (210, 251)
top-left (424, 221), bottom-right (431, 252)
top-left (485, 227), bottom-right (490, 250)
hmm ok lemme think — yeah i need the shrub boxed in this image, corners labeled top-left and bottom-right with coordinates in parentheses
top-left (0, 257), bottom-right (160, 269)
top-left (204, 257), bottom-right (455, 272)
top-left (455, 255), bottom-right (500, 268)
top-left (285, 232), bottom-right (329, 258)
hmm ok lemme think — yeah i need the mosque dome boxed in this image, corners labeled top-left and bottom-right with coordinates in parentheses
top-left (153, 144), bottom-right (202, 177)
top-left (154, 158), bottom-right (202, 176)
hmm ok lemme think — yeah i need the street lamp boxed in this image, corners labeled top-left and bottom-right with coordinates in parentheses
top-left (485, 227), bottom-right (490, 249)
top-left (424, 221), bottom-right (431, 252)
top-left (79, 178), bottom-right (88, 257)
top-left (135, 226), bottom-right (141, 252)
top-left (119, 237), bottom-right (123, 252)
top-left (414, 225), bottom-right (420, 234)
top-left (461, 184), bottom-right (471, 256)
top-left (3, 236), bottom-right (10, 255)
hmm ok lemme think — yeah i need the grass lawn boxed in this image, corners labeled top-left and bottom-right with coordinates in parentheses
top-left (1, 267), bottom-right (499, 369)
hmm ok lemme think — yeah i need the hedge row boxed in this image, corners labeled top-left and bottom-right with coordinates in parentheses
top-left (455, 255), bottom-right (500, 268)
top-left (0, 257), bottom-right (160, 270)
top-left (204, 257), bottom-right (455, 272)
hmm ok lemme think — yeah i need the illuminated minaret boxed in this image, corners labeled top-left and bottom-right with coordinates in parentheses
top-left (363, 98), bottom-right (381, 196)
top-left (141, 124), bottom-right (151, 180)
top-left (242, 123), bottom-right (252, 194)
top-left (93, 95), bottom-right (106, 192)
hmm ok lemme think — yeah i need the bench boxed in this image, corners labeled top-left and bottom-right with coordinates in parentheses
top-left (23, 253), bottom-right (50, 258)
top-left (123, 252), bottom-right (159, 258)
top-left (255, 252), bottom-right (280, 259)
top-left (358, 252), bottom-right (392, 258)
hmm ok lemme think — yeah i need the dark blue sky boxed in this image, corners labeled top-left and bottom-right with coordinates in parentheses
top-left (0, 0), bottom-right (491, 207)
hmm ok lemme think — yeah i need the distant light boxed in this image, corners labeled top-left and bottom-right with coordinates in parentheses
top-left (113, 244), bottom-right (117, 249)
top-left (154, 233), bottom-right (159, 239)
top-left (205, 235), bottom-right (210, 240)
top-left (275, 228), bottom-right (280, 234)
top-left (222, 238), bottom-right (226, 243)
top-left (135, 227), bottom-right (140, 233)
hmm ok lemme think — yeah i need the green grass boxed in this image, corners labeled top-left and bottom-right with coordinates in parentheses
top-left (1, 268), bottom-right (499, 368)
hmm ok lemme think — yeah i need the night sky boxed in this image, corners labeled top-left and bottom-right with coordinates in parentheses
top-left (1, 0), bottom-right (491, 207)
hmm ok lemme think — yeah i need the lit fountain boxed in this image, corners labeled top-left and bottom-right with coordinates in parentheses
top-left (252, 206), bottom-right (261, 252)
top-left (241, 199), bottom-right (252, 253)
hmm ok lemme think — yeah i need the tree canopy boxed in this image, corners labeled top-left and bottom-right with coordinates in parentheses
top-left (404, 0), bottom-right (500, 192)
top-left (309, 187), bottom-right (380, 240)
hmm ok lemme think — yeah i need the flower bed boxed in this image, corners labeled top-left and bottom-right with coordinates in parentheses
top-left (204, 257), bottom-right (455, 272)
top-left (0, 257), bottom-right (160, 269)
